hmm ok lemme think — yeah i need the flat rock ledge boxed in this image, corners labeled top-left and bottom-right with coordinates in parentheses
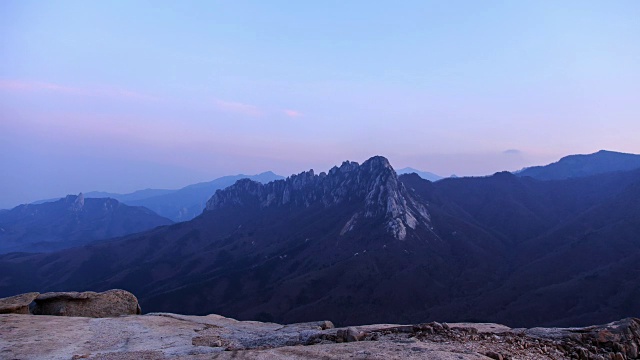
top-left (0, 290), bottom-right (141, 317)
top-left (1, 311), bottom-right (639, 359)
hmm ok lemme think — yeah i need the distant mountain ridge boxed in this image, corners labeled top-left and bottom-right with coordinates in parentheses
top-left (395, 167), bottom-right (443, 182)
top-left (516, 150), bottom-right (640, 180)
top-left (29, 172), bottom-right (284, 222)
top-left (0, 194), bottom-right (173, 254)
top-left (124, 171), bottom-right (284, 221)
top-left (85, 188), bottom-right (175, 202)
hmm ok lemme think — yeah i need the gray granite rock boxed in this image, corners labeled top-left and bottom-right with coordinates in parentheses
top-left (2, 291), bottom-right (640, 360)
top-left (0, 292), bottom-right (39, 314)
top-left (32, 289), bottom-right (141, 317)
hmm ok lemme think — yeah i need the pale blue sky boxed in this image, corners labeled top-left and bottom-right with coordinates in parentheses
top-left (1, 1), bottom-right (639, 208)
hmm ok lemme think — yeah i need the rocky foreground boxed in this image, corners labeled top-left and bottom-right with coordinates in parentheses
top-left (1, 291), bottom-right (640, 360)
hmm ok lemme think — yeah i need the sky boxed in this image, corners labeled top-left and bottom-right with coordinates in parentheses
top-left (1, 0), bottom-right (639, 208)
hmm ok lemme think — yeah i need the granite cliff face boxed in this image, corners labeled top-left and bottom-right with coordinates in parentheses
top-left (206, 156), bottom-right (431, 240)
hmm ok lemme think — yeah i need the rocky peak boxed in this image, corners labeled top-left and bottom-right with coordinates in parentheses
top-left (205, 156), bottom-right (431, 240)
top-left (75, 193), bottom-right (85, 208)
top-left (64, 193), bottom-right (85, 211)
top-left (329, 160), bottom-right (360, 175)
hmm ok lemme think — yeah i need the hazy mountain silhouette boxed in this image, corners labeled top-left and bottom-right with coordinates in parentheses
top-left (516, 150), bottom-right (640, 180)
top-left (30, 172), bottom-right (284, 222)
top-left (124, 172), bottom-right (284, 221)
top-left (0, 194), bottom-right (172, 254)
top-left (85, 188), bottom-right (175, 202)
top-left (1, 156), bottom-right (639, 328)
top-left (396, 167), bottom-right (443, 181)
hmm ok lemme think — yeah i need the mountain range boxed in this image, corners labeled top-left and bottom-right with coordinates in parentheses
top-left (30, 172), bottom-right (285, 222)
top-left (516, 150), bottom-right (640, 180)
top-left (118, 171), bottom-right (284, 221)
top-left (0, 168), bottom-right (441, 255)
top-left (0, 194), bottom-right (172, 254)
top-left (26, 170), bottom-right (444, 222)
top-left (1, 152), bottom-right (639, 328)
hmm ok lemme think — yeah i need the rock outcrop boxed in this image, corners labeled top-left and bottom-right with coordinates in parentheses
top-left (69, 192), bottom-right (85, 210)
top-left (0, 289), bottom-right (140, 317)
top-left (0, 291), bottom-right (39, 314)
top-left (1, 310), bottom-right (639, 359)
top-left (205, 156), bottom-right (431, 240)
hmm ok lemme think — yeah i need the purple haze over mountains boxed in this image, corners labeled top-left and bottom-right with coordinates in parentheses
top-left (1, 1), bottom-right (639, 208)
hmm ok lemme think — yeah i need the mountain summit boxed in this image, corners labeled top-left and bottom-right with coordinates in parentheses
top-left (207, 156), bottom-right (430, 240)
top-left (0, 195), bottom-right (173, 253)
top-left (516, 150), bottom-right (640, 180)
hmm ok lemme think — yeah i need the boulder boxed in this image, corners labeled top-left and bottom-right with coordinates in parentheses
top-left (32, 289), bottom-right (141, 317)
top-left (336, 327), bottom-right (366, 342)
top-left (0, 292), bottom-right (39, 314)
top-left (346, 327), bottom-right (365, 342)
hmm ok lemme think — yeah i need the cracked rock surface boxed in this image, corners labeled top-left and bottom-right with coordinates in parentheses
top-left (2, 312), bottom-right (640, 360)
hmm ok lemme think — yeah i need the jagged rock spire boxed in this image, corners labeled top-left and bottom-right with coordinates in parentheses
top-left (64, 193), bottom-right (85, 211)
top-left (206, 156), bottom-right (430, 240)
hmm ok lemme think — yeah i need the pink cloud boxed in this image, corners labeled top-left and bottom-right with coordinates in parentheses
top-left (213, 98), bottom-right (263, 117)
top-left (283, 109), bottom-right (303, 118)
